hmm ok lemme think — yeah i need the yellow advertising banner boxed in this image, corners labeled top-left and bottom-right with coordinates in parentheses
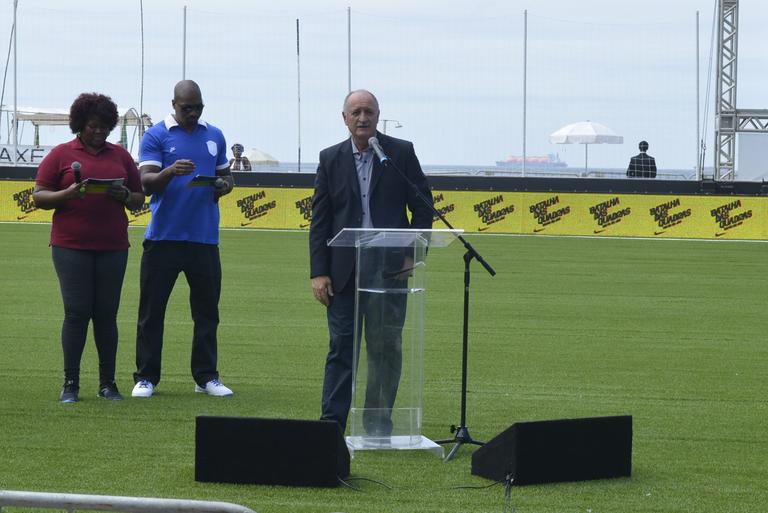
top-left (286, 189), bottom-right (315, 230)
top-left (0, 181), bottom-right (53, 223)
top-left (516, 192), bottom-right (767, 240)
top-left (432, 190), bottom-right (520, 233)
top-left (700, 196), bottom-right (766, 240)
top-left (126, 203), bottom-right (152, 227)
top-left (2, 180), bottom-right (766, 240)
top-left (219, 187), bottom-right (315, 230)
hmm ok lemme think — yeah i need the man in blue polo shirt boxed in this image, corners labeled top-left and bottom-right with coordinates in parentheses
top-left (132, 80), bottom-right (235, 398)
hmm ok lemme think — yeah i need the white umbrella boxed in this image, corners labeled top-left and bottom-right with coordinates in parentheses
top-left (549, 121), bottom-right (623, 173)
top-left (245, 147), bottom-right (279, 166)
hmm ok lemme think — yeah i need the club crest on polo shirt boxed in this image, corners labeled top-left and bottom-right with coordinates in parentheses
top-left (207, 140), bottom-right (217, 156)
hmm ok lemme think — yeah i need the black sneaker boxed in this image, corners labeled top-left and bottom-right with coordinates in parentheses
top-left (97, 382), bottom-right (124, 401)
top-left (59, 379), bottom-right (79, 403)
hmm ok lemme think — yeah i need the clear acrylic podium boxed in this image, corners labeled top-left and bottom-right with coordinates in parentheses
top-left (328, 228), bottom-right (461, 457)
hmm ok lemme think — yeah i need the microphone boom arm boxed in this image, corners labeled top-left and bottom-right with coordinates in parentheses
top-left (369, 138), bottom-right (495, 277)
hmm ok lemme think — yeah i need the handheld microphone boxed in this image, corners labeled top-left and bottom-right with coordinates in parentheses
top-left (72, 162), bottom-right (82, 183)
top-left (72, 161), bottom-right (86, 194)
top-left (368, 137), bottom-right (389, 163)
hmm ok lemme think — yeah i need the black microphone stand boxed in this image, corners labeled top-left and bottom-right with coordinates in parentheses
top-left (375, 146), bottom-right (496, 462)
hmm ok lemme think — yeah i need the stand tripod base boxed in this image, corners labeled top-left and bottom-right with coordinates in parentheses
top-left (436, 425), bottom-right (484, 462)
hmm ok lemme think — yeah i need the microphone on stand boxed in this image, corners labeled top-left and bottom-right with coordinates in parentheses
top-left (368, 137), bottom-right (389, 164)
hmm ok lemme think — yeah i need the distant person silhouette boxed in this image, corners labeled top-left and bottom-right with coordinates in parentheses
top-left (229, 143), bottom-right (252, 171)
top-left (627, 140), bottom-right (657, 178)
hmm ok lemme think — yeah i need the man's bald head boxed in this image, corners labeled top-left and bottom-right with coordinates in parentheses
top-left (343, 89), bottom-right (379, 113)
top-left (174, 80), bottom-right (202, 101)
top-left (172, 80), bottom-right (204, 131)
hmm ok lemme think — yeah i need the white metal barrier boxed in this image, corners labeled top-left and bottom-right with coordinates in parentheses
top-left (0, 491), bottom-right (257, 513)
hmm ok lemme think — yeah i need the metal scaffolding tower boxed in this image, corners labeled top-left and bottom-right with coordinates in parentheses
top-left (714, 0), bottom-right (768, 180)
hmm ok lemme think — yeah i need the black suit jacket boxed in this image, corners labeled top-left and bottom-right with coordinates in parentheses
top-left (627, 152), bottom-right (657, 178)
top-left (309, 132), bottom-right (434, 293)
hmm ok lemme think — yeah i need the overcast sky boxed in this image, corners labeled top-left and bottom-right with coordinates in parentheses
top-left (1, 0), bottom-right (767, 170)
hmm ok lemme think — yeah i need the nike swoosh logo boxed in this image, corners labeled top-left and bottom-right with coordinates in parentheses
top-left (300, 223), bottom-right (310, 228)
top-left (478, 226), bottom-right (491, 232)
top-left (654, 230), bottom-right (666, 235)
top-left (593, 229), bottom-right (606, 234)
top-left (16, 215), bottom-right (28, 220)
top-left (533, 228), bottom-right (545, 233)
top-left (715, 232), bottom-right (726, 237)
top-left (241, 221), bottom-right (253, 227)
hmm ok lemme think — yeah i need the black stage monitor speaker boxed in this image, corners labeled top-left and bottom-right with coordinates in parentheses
top-left (195, 416), bottom-right (350, 487)
top-left (471, 415), bottom-right (632, 485)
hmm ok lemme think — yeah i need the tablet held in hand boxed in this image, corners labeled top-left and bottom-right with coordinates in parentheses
top-left (187, 175), bottom-right (222, 188)
top-left (83, 178), bottom-right (125, 193)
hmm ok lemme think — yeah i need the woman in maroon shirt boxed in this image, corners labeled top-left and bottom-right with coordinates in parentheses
top-left (33, 93), bottom-right (144, 403)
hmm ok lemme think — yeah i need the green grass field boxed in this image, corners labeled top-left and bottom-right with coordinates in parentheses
top-left (1, 223), bottom-right (766, 513)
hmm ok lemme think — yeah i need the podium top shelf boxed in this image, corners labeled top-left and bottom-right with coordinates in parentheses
top-left (328, 228), bottom-right (463, 248)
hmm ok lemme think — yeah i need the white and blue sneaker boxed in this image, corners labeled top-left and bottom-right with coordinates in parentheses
top-left (195, 379), bottom-right (233, 397)
top-left (131, 380), bottom-right (154, 398)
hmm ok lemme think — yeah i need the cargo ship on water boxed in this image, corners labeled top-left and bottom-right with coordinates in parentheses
top-left (495, 153), bottom-right (567, 170)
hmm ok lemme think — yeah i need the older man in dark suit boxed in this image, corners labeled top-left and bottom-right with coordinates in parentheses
top-left (309, 89), bottom-right (433, 434)
top-left (627, 140), bottom-right (657, 178)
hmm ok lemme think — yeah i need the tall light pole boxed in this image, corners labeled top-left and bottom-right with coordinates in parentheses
top-left (347, 7), bottom-right (351, 93)
top-left (12, 0), bottom-right (18, 164)
top-left (522, 9), bottom-right (527, 177)
top-left (182, 5), bottom-right (187, 79)
top-left (696, 10), bottom-right (701, 180)
top-left (381, 119), bottom-right (402, 135)
top-left (297, 18), bottom-right (301, 173)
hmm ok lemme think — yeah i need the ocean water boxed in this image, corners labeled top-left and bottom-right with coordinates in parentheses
top-left (246, 162), bottom-right (698, 180)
